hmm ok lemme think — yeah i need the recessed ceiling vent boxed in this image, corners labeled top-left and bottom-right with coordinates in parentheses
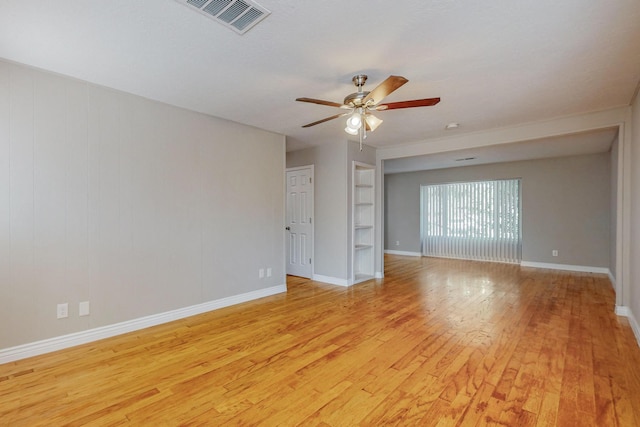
top-left (177, 0), bottom-right (270, 34)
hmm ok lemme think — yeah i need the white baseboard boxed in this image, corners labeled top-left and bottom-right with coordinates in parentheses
top-left (608, 271), bottom-right (617, 288)
top-left (312, 274), bottom-right (350, 287)
top-left (384, 250), bottom-right (422, 257)
top-left (615, 306), bottom-right (640, 348)
top-left (616, 306), bottom-right (631, 316)
top-left (313, 274), bottom-right (384, 286)
top-left (0, 284), bottom-right (287, 364)
top-left (520, 261), bottom-right (610, 275)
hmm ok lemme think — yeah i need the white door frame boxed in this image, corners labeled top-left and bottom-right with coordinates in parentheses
top-left (285, 165), bottom-right (314, 278)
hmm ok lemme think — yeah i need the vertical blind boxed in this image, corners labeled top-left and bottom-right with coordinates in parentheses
top-left (420, 179), bottom-right (521, 263)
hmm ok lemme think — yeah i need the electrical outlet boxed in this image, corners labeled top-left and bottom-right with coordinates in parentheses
top-left (552, 250), bottom-right (558, 257)
top-left (266, 267), bottom-right (272, 277)
top-left (79, 301), bottom-right (90, 316)
top-left (259, 268), bottom-right (265, 279)
top-left (57, 303), bottom-right (68, 319)
top-left (395, 241), bottom-right (400, 246)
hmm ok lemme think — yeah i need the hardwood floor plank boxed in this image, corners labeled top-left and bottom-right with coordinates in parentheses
top-left (1, 255), bottom-right (639, 426)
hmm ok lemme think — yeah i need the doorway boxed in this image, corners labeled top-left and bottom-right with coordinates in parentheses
top-left (285, 166), bottom-right (314, 278)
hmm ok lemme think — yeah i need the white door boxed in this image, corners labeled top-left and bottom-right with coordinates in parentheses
top-left (286, 167), bottom-right (313, 278)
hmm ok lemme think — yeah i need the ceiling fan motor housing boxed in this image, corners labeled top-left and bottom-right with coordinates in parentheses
top-left (344, 91), bottom-right (370, 107)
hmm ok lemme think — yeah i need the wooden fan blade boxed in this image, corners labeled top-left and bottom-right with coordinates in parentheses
top-left (296, 97), bottom-right (344, 108)
top-left (377, 97), bottom-right (441, 110)
top-left (362, 75), bottom-right (408, 105)
top-left (302, 112), bottom-right (349, 128)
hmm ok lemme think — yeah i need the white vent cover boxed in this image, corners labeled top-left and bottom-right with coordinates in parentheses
top-left (176, 0), bottom-right (270, 34)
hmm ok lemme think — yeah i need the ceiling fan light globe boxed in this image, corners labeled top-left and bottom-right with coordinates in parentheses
top-left (344, 126), bottom-right (359, 135)
top-left (365, 114), bottom-right (383, 132)
top-left (346, 113), bottom-right (362, 129)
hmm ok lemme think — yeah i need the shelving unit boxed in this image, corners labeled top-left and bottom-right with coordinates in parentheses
top-left (352, 162), bottom-right (375, 284)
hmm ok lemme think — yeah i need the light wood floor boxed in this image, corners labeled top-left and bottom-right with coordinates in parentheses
top-left (1, 255), bottom-right (640, 426)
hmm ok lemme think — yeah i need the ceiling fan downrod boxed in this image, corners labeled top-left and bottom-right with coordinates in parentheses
top-left (344, 75), bottom-right (371, 108)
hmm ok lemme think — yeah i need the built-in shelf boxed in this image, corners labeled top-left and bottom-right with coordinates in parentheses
top-left (352, 161), bottom-right (375, 284)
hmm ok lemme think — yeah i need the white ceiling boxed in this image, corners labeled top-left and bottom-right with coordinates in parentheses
top-left (0, 0), bottom-right (639, 154)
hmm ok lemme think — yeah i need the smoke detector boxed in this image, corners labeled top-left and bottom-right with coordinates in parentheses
top-left (176, 0), bottom-right (271, 34)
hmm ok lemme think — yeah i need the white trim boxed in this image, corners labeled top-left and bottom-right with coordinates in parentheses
top-left (615, 306), bottom-right (640, 347)
top-left (375, 271), bottom-right (384, 279)
top-left (520, 261), bottom-right (610, 275)
top-left (0, 285), bottom-right (286, 364)
top-left (312, 274), bottom-right (351, 287)
top-left (608, 271), bottom-right (617, 288)
top-left (351, 161), bottom-right (376, 283)
top-left (616, 305), bottom-right (631, 316)
top-left (384, 250), bottom-right (422, 257)
top-left (620, 117), bottom-right (632, 311)
top-left (375, 157), bottom-right (384, 287)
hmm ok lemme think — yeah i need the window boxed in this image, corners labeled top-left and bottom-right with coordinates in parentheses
top-left (420, 179), bottom-right (521, 263)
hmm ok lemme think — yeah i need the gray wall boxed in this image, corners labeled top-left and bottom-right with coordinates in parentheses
top-left (0, 60), bottom-right (285, 349)
top-left (384, 152), bottom-right (611, 267)
top-left (384, 172), bottom-right (424, 253)
top-left (630, 93), bottom-right (640, 323)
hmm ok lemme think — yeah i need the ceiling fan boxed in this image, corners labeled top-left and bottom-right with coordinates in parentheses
top-left (296, 74), bottom-right (440, 149)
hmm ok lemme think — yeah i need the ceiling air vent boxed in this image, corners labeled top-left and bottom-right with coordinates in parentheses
top-left (177, 0), bottom-right (270, 34)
